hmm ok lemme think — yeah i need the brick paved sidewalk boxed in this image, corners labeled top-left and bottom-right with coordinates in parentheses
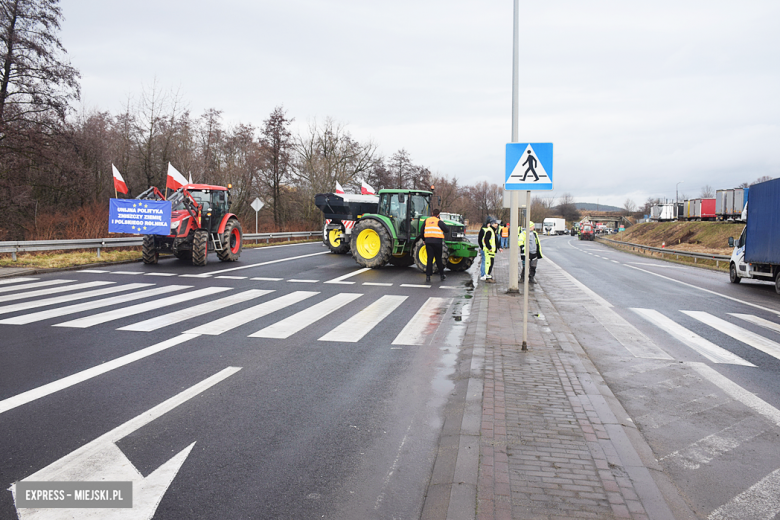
top-left (473, 252), bottom-right (675, 520)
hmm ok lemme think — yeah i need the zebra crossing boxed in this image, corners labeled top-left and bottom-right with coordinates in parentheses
top-left (0, 277), bottom-right (454, 346)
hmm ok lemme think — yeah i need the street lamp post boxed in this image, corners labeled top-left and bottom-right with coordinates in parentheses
top-left (676, 181), bottom-right (684, 219)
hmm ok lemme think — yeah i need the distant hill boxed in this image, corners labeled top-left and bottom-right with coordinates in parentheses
top-left (574, 202), bottom-right (623, 212)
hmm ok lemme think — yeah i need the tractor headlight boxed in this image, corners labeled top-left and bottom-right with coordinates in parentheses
top-left (171, 221), bottom-right (181, 233)
top-left (454, 231), bottom-right (465, 239)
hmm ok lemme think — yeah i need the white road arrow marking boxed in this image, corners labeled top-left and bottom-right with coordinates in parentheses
top-left (9, 366), bottom-right (241, 519)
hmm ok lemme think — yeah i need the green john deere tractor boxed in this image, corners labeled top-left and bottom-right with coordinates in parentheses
top-left (349, 189), bottom-right (477, 272)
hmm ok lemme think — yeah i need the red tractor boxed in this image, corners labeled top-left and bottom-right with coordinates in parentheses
top-left (139, 184), bottom-right (243, 266)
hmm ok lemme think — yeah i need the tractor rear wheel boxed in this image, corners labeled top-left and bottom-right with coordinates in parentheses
top-left (326, 226), bottom-right (350, 254)
top-left (217, 219), bottom-right (243, 262)
top-left (192, 230), bottom-right (209, 266)
top-left (413, 240), bottom-right (449, 273)
top-left (142, 235), bottom-right (158, 264)
top-left (351, 220), bottom-right (392, 268)
top-left (447, 254), bottom-right (474, 272)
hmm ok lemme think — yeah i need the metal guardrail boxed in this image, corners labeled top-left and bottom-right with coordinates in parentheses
top-left (597, 236), bottom-right (730, 267)
top-left (0, 232), bottom-right (322, 261)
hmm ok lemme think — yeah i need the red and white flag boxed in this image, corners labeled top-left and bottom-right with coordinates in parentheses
top-left (166, 163), bottom-right (188, 191)
top-left (361, 181), bottom-right (376, 195)
top-left (335, 181), bottom-right (345, 195)
top-left (112, 164), bottom-right (128, 195)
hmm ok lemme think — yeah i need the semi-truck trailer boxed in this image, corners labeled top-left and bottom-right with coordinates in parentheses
top-left (542, 218), bottom-right (566, 235)
top-left (728, 178), bottom-right (780, 293)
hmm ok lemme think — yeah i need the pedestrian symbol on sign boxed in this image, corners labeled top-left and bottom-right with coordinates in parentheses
top-left (522, 151), bottom-right (538, 181)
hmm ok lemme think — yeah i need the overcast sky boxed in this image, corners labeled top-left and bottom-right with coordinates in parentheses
top-left (59, 0), bottom-right (780, 208)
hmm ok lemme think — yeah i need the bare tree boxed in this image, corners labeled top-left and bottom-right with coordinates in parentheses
top-left (0, 0), bottom-right (80, 135)
top-left (623, 198), bottom-right (637, 215)
top-left (750, 176), bottom-right (773, 185)
top-left (257, 106), bottom-right (293, 228)
top-left (700, 184), bottom-right (714, 198)
top-left (557, 192), bottom-right (579, 222)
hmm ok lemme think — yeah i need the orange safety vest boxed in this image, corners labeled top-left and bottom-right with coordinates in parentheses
top-left (424, 216), bottom-right (445, 239)
top-left (501, 226), bottom-right (509, 237)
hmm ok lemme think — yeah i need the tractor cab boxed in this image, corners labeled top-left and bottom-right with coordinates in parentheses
top-left (168, 184), bottom-right (231, 234)
top-left (377, 190), bottom-right (432, 244)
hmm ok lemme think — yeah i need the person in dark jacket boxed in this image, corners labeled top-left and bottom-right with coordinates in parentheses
top-left (423, 209), bottom-right (450, 283)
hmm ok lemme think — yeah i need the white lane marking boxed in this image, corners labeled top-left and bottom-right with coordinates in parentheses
top-left (439, 286), bottom-right (459, 289)
top-left (204, 251), bottom-right (329, 275)
top-left (54, 287), bottom-right (231, 328)
top-left (324, 268), bottom-right (371, 284)
top-left (118, 290), bottom-right (273, 332)
top-left (288, 279), bottom-right (318, 283)
top-left (689, 362), bottom-right (780, 427)
top-left (631, 308), bottom-right (755, 366)
top-left (0, 286), bottom-right (191, 325)
top-left (77, 270), bottom-right (108, 273)
top-left (250, 293), bottom-right (363, 339)
top-left (625, 264), bottom-right (780, 315)
top-left (250, 277), bottom-right (283, 281)
top-left (662, 416), bottom-right (768, 470)
top-left (400, 284), bottom-right (431, 288)
top-left (185, 291), bottom-right (318, 335)
top-left (319, 295), bottom-right (407, 342)
top-left (0, 283), bottom-right (154, 316)
top-left (0, 334), bottom-right (197, 415)
top-left (9, 367), bottom-right (240, 519)
top-left (364, 282), bottom-right (393, 286)
top-left (544, 257), bottom-right (613, 308)
top-left (143, 272), bottom-right (178, 277)
top-left (731, 314), bottom-right (780, 335)
top-left (392, 297), bottom-right (452, 345)
top-left (611, 260), bottom-right (620, 264)
top-left (683, 311), bottom-right (780, 362)
top-left (215, 275), bottom-right (247, 280)
top-left (628, 262), bottom-right (688, 269)
top-left (0, 279), bottom-right (73, 294)
top-left (179, 274), bottom-right (211, 278)
top-left (587, 305), bottom-right (673, 360)
top-left (0, 281), bottom-right (114, 303)
top-left (708, 467), bottom-right (780, 520)
top-left (0, 277), bottom-right (38, 285)
top-left (111, 271), bottom-right (143, 275)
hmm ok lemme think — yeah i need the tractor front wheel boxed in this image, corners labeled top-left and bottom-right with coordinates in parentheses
top-left (326, 226), bottom-right (350, 254)
top-left (447, 254), bottom-right (474, 272)
top-left (217, 219), bottom-right (243, 262)
top-left (142, 235), bottom-right (158, 264)
top-left (351, 220), bottom-right (392, 268)
top-left (413, 240), bottom-right (449, 273)
top-left (192, 230), bottom-right (209, 266)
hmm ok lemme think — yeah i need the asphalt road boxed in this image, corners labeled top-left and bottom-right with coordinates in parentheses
top-left (541, 235), bottom-right (780, 519)
top-left (0, 242), bottom-right (474, 519)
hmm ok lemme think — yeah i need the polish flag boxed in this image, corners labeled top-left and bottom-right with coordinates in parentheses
top-left (361, 181), bottom-right (376, 195)
top-left (335, 181), bottom-right (345, 195)
top-left (112, 164), bottom-right (128, 195)
top-left (166, 163), bottom-right (188, 191)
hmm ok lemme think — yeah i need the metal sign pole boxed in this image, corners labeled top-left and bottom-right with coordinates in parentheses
top-left (522, 190), bottom-right (530, 350)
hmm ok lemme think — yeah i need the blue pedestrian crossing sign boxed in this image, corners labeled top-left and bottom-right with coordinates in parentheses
top-left (505, 143), bottom-right (553, 191)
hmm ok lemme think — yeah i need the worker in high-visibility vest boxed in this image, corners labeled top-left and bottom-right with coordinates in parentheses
top-left (500, 222), bottom-right (510, 249)
top-left (478, 218), bottom-right (499, 283)
top-left (519, 221), bottom-right (544, 283)
top-left (423, 208), bottom-right (450, 283)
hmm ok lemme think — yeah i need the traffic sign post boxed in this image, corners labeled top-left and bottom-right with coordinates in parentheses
top-left (250, 198), bottom-right (265, 237)
top-left (504, 141), bottom-right (554, 350)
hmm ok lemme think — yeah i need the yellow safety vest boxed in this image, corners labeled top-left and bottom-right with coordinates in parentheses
top-left (424, 216), bottom-right (444, 239)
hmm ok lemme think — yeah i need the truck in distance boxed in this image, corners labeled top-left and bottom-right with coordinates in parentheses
top-left (542, 218), bottom-right (566, 235)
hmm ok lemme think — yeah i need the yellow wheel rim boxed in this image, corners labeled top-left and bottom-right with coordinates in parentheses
top-left (328, 229), bottom-right (343, 247)
top-left (356, 229), bottom-right (381, 258)
top-left (418, 244), bottom-right (428, 264)
top-left (448, 255), bottom-right (463, 264)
